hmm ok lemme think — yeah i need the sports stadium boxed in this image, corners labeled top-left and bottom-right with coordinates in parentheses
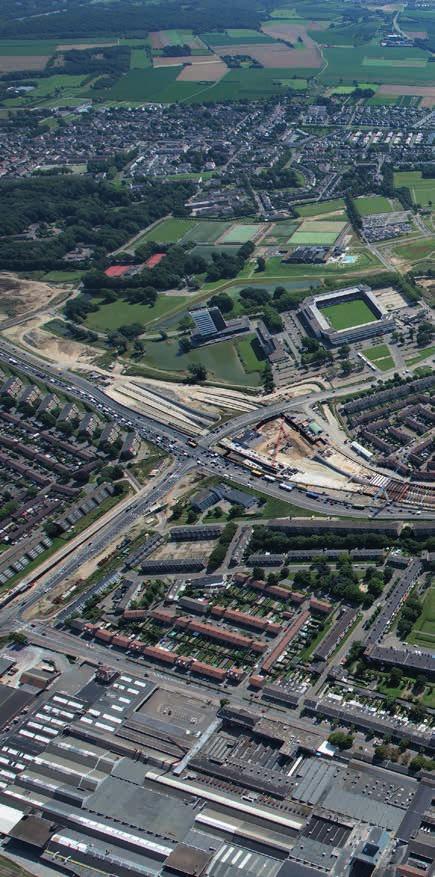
top-left (299, 284), bottom-right (394, 346)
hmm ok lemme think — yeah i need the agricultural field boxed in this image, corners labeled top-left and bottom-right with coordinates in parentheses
top-left (322, 297), bottom-right (378, 330)
top-left (355, 195), bottom-right (397, 216)
top-left (363, 343), bottom-right (395, 371)
top-left (319, 45), bottom-right (434, 86)
top-left (200, 29), bottom-right (276, 47)
top-left (106, 64), bottom-right (309, 103)
top-left (393, 171), bottom-right (435, 208)
top-left (408, 587), bottom-right (435, 649)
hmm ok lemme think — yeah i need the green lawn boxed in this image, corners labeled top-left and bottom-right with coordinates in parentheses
top-left (296, 198), bottom-right (346, 218)
top-left (235, 333), bottom-right (265, 373)
top-left (322, 298), bottom-right (378, 330)
top-left (406, 345), bottom-right (435, 366)
top-left (140, 336), bottom-right (262, 386)
top-left (84, 295), bottom-right (189, 332)
top-left (408, 587), bottom-right (435, 648)
top-left (44, 270), bottom-right (84, 282)
top-left (363, 343), bottom-right (394, 371)
top-left (356, 195), bottom-right (396, 216)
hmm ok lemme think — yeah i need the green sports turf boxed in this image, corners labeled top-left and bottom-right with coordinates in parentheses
top-left (321, 298), bottom-right (378, 329)
top-left (289, 230), bottom-right (340, 245)
top-left (135, 218), bottom-right (197, 245)
top-left (355, 195), bottom-right (396, 216)
top-left (220, 224), bottom-right (261, 243)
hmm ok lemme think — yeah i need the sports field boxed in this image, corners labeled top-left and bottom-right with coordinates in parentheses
top-left (220, 224), bottom-right (261, 244)
top-left (393, 171), bottom-right (435, 208)
top-left (296, 198), bottom-right (346, 218)
top-left (322, 298), bottom-right (378, 330)
top-left (289, 220), bottom-right (344, 246)
top-left (408, 587), bottom-right (435, 648)
top-left (363, 343), bottom-right (394, 371)
top-left (136, 218), bottom-right (233, 246)
top-left (356, 195), bottom-right (397, 216)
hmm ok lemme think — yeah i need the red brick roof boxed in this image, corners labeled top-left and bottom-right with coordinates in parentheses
top-left (262, 610), bottom-right (310, 673)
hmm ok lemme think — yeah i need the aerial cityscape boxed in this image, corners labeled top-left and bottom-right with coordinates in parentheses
top-left (0, 0), bottom-right (434, 875)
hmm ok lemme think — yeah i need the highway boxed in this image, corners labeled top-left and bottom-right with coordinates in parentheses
top-left (0, 338), bottom-right (433, 530)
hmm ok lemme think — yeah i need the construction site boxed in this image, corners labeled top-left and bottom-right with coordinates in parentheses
top-left (221, 410), bottom-right (435, 512)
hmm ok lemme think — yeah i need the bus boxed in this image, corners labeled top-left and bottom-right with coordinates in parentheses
top-left (279, 482), bottom-right (294, 492)
top-left (187, 439), bottom-right (197, 448)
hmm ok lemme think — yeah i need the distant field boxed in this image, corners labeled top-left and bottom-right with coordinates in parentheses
top-left (356, 195), bottom-right (396, 216)
top-left (394, 170), bottom-right (435, 207)
top-left (320, 45), bottom-right (434, 85)
top-left (322, 298), bottom-right (378, 330)
top-left (106, 64), bottom-right (310, 103)
top-left (200, 29), bottom-right (275, 46)
top-left (220, 223), bottom-right (261, 244)
top-left (130, 48), bottom-right (151, 69)
top-left (363, 343), bottom-right (394, 371)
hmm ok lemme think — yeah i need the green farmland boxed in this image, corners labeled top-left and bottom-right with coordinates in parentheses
top-left (322, 298), bottom-right (378, 330)
top-left (200, 29), bottom-right (276, 46)
top-left (319, 45), bottom-right (434, 85)
top-left (107, 66), bottom-right (310, 103)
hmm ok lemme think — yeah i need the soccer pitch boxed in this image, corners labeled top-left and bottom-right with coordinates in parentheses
top-left (289, 230), bottom-right (339, 245)
top-left (322, 298), bottom-right (378, 330)
top-left (220, 223), bottom-right (260, 244)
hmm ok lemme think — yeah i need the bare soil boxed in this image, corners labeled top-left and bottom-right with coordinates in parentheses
top-left (0, 55), bottom-right (49, 72)
top-left (177, 59), bottom-right (228, 81)
top-left (0, 272), bottom-right (63, 321)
